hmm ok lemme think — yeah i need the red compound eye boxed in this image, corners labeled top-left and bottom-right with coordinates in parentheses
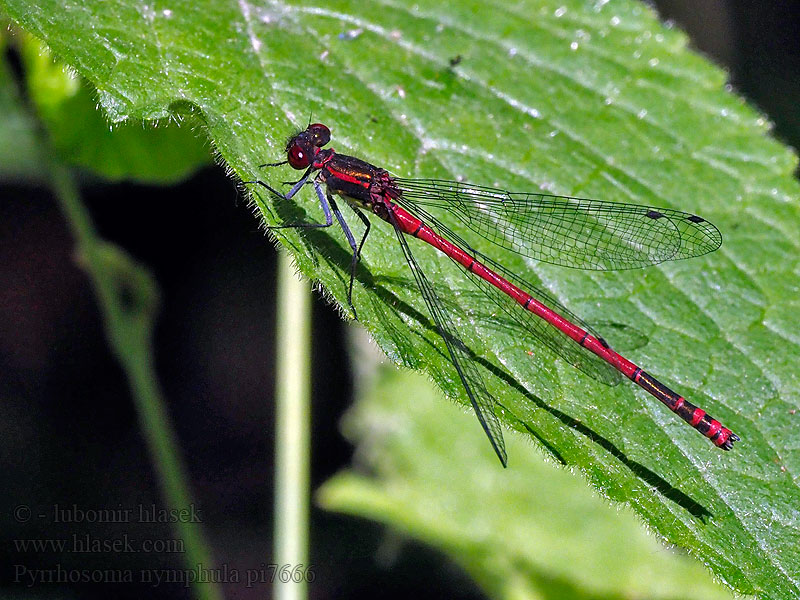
top-left (308, 123), bottom-right (330, 147)
top-left (287, 143), bottom-right (311, 169)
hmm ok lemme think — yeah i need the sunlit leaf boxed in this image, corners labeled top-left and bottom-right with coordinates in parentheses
top-left (2, 1), bottom-right (797, 597)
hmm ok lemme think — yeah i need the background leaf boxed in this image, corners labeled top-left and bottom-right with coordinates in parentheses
top-left (1, 26), bottom-right (211, 183)
top-left (1, 0), bottom-right (798, 597)
top-left (0, 32), bottom-right (43, 181)
top-left (320, 356), bottom-right (740, 600)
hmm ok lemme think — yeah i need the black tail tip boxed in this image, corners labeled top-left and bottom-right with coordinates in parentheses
top-left (719, 432), bottom-right (740, 450)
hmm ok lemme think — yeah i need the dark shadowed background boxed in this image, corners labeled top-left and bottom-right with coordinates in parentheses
top-left (2, 1), bottom-right (798, 598)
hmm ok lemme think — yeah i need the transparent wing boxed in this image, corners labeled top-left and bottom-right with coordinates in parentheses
top-left (387, 209), bottom-right (508, 467)
top-left (460, 249), bottom-right (622, 386)
top-left (395, 178), bottom-right (722, 270)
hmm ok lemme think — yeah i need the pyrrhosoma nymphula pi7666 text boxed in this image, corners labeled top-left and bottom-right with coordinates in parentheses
top-left (248, 123), bottom-right (739, 466)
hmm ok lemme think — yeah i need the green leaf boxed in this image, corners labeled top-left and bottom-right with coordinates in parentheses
top-left (2, 0), bottom-right (797, 597)
top-left (320, 363), bottom-right (740, 600)
top-left (0, 33), bottom-right (44, 181)
top-left (5, 28), bottom-right (211, 183)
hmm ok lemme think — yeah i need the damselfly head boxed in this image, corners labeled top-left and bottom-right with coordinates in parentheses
top-left (284, 123), bottom-right (331, 169)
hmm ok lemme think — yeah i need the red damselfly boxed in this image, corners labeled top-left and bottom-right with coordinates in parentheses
top-left (248, 123), bottom-right (739, 466)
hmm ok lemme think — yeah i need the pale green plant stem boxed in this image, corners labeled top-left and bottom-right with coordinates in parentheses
top-left (47, 157), bottom-right (222, 600)
top-left (272, 253), bottom-right (312, 600)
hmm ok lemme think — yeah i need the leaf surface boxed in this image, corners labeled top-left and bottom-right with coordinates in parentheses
top-left (2, 1), bottom-right (798, 596)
